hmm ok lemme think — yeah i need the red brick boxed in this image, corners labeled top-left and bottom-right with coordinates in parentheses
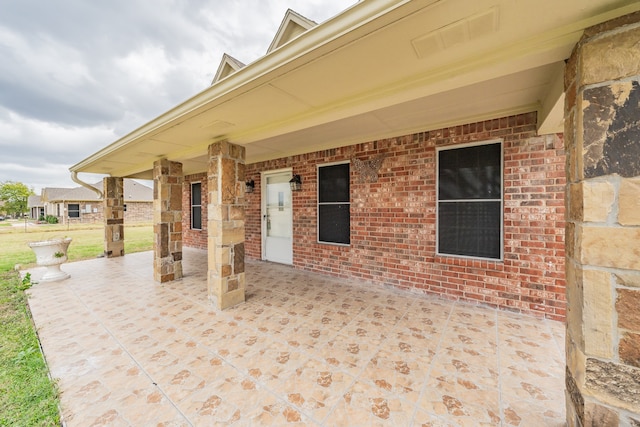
top-left (196, 112), bottom-right (568, 321)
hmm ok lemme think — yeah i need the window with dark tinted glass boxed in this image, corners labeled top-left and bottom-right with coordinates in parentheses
top-left (437, 141), bottom-right (502, 259)
top-left (318, 163), bottom-right (350, 244)
top-left (191, 182), bottom-right (202, 230)
top-left (68, 204), bottom-right (80, 218)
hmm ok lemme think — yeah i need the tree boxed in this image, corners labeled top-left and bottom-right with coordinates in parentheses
top-left (0, 181), bottom-right (34, 217)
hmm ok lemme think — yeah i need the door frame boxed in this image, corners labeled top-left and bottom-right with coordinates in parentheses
top-left (261, 168), bottom-right (293, 264)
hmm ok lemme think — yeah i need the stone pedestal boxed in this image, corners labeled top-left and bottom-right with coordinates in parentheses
top-left (28, 237), bottom-right (72, 282)
top-left (564, 12), bottom-right (640, 427)
top-left (103, 177), bottom-right (124, 258)
top-left (153, 159), bottom-right (183, 282)
top-left (207, 141), bottom-right (246, 310)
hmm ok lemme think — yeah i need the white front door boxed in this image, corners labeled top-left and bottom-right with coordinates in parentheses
top-left (262, 170), bottom-right (293, 264)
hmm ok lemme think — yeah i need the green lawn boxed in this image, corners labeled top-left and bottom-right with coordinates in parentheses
top-left (0, 221), bottom-right (153, 271)
top-left (0, 271), bottom-right (60, 426)
top-left (0, 221), bottom-right (153, 426)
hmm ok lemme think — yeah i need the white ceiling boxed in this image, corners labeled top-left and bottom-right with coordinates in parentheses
top-left (71, 0), bottom-right (640, 179)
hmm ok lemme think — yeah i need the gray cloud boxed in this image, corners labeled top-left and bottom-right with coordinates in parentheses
top-left (0, 0), bottom-right (354, 192)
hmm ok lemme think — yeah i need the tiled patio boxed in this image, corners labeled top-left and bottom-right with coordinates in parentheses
top-left (27, 249), bottom-right (566, 426)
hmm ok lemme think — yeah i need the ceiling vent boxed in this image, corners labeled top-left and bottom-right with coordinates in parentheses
top-left (412, 7), bottom-right (500, 59)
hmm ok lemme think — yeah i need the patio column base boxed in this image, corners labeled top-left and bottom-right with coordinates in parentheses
top-left (207, 140), bottom-right (246, 310)
top-left (208, 277), bottom-right (245, 310)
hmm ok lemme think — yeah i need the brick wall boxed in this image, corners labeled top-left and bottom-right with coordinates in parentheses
top-left (56, 201), bottom-right (152, 224)
top-left (124, 202), bottom-right (152, 223)
top-left (182, 173), bottom-right (208, 249)
top-left (242, 112), bottom-right (566, 320)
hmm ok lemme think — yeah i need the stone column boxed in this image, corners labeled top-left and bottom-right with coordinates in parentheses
top-left (564, 13), bottom-right (640, 427)
top-left (153, 159), bottom-right (183, 282)
top-left (103, 177), bottom-right (124, 258)
top-left (207, 140), bottom-right (246, 310)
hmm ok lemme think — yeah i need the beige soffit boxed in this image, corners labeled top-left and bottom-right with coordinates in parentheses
top-left (69, 0), bottom-right (640, 180)
top-left (69, 0), bottom-right (396, 174)
top-left (267, 9), bottom-right (318, 53)
top-left (211, 53), bottom-right (246, 85)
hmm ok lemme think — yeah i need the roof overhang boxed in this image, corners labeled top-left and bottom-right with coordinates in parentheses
top-left (70, 0), bottom-right (640, 179)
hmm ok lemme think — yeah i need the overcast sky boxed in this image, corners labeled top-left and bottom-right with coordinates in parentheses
top-left (0, 0), bottom-right (354, 193)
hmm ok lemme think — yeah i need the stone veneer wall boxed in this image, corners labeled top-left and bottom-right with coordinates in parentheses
top-left (182, 173), bottom-right (208, 249)
top-left (207, 141), bottom-right (246, 310)
top-left (241, 112), bottom-right (567, 320)
top-left (103, 177), bottom-right (124, 258)
top-left (564, 12), bottom-right (640, 427)
top-left (153, 159), bottom-right (183, 283)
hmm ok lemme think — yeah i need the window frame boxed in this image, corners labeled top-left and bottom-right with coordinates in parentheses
top-left (191, 182), bottom-right (202, 230)
top-left (67, 203), bottom-right (80, 218)
top-left (317, 161), bottom-right (351, 246)
top-left (436, 140), bottom-right (504, 261)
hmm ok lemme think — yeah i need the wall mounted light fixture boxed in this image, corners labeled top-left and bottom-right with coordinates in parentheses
top-left (289, 174), bottom-right (302, 191)
top-left (245, 179), bottom-right (255, 193)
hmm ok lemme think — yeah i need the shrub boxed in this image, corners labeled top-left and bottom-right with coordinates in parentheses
top-left (45, 215), bottom-right (58, 224)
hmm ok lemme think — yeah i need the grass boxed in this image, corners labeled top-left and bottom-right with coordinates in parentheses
top-left (0, 271), bottom-right (60, 426)
top-left (0, 220), bottom-right (153, 426)
top-left (0, 221), bottom-right (153, 271)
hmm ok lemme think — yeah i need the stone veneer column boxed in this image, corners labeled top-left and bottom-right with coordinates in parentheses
top-left (103, 177), bottom-right (124, 257)
top-left (564, 12), bottom-right (640, 427)
top-left (153, 159), bottom-right (183, 282)
top-left (207, 140), bottom-right (245, 310)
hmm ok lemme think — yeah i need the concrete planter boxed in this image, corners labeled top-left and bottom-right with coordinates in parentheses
top-left (28, 237), bottom-right (72, 282)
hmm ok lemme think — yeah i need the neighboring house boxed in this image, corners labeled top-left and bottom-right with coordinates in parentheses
top-left (27, 195), bottom-right (44, 220)
top-left (39, 180), bottom-right (152, 224)
top-left (69, 2), bottom-right (640, 424)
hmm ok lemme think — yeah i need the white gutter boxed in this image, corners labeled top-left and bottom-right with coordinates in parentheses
top-left (71, 171), bottom-right (103, 199)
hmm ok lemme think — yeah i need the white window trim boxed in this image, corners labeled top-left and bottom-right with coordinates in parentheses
top-left (317, 161), bottom-right (351, 246)
top-left (435, 139), bottom-right (504, 261)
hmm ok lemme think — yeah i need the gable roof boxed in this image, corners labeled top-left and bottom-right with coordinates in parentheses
top-left (42, 180), bottom-right (152, 203)
top-left (27, 195), bottom-right (42, 208)
top-left (267, 9), bottom-right (317, 54)
top-left (211, 53), bottom-right (246, 84)
top-left (41, 187), bottom-right (72, 203)
top-left (70, 0), bottom-right (640, 180)
top-left (211, 9), bottom-right (315, 84)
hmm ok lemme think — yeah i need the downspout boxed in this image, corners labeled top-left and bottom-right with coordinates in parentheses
top-left (71, 171), bottom-right (103, 199)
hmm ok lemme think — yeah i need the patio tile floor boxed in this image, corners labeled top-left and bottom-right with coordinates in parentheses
top-left (27, 249), bottom-right (565, 426)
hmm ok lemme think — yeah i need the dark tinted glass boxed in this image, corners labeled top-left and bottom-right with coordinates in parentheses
top-left (438, 143), bottom-right (501, 200)
top-left (318, 164), bottom-right (349, 203)
top-left (438, 201), bottom-right (501, 259)
top-left (319, 204), bottom-right (350, 244)
top-left (192, 206), bottom-right (202, 229)
top-left (191, 182), bottom-right (201, 205)
top-left (68, 204), bottom-right (80, 218)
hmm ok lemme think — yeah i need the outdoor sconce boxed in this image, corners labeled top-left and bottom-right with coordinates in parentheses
top-left (289, 174), bottom-right (302, 191)
top-left (245, 179), bottom-right (255, 193)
